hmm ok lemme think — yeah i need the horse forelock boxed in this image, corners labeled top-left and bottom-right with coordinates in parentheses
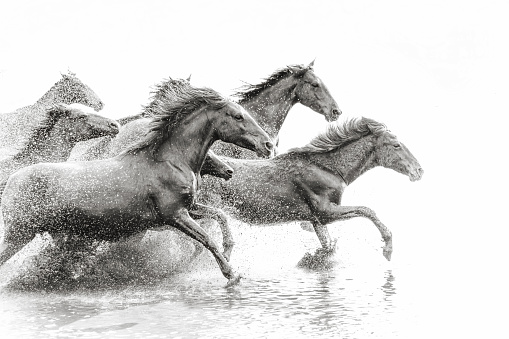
top-left (233, 64), bottom-right (309, 103)
top-left (286, 117), bottom-right (388, 155)
top-left (125, 84), bottom-right (230, 157)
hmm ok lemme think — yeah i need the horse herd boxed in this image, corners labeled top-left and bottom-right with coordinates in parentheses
top-left (0, 62), bottom-right (423, 286)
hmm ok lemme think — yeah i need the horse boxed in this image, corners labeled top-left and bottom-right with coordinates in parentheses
top-left (0, 83), bottom-right (273, 286)
top-left (66, 77), bottom-right (239, 259)
top-left (211, 117), bottom-right (424, 261)
top-left (0, 71), bottom-right (105, 152)
top-left (212, 60), bottom-right (341, 159)
top-left (0, 104), bottom-right (119, 195)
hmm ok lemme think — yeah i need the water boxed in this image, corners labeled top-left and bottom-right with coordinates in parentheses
top-left (0, 221), bottom-right (434, 338)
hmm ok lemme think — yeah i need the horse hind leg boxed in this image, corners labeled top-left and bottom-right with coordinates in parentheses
top-left (190, 203), bottom-right (234, 262)
top-left (172, 208), bottom-right (241, 287)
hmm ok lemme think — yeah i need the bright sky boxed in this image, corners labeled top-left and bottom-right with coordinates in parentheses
top-left (1, 0), bottom-right (508, 327)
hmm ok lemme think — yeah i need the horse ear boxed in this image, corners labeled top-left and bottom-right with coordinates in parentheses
top-left (307, 59), bottom-right (315, 69)
top-left (187, 74), bottom-right (192, 82)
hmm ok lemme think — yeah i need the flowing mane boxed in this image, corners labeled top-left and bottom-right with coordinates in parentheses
top-left (233, 64), bottom-right (310, 104)
top-left (286, 117), bottom-right (388, 155)
top-left (12, 104), bottom-right (73, 160)
top-left (125, 82), bottom-right (230, 156)
top-left (116, 77), bottom-right (192, 125)
top-left (141, 77), bottom-right (192, 117)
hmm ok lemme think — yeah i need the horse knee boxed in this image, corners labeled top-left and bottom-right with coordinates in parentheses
top-left (358, 206), bottom-right (376, 218)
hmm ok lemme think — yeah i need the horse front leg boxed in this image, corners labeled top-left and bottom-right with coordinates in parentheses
top-left (318, 205), bottom-right (393, 261)
top-left (311, 222), bottom-right (337, 254)
top-left (171, 208), bottom-right (242, 286)
top-left (190, 203), bottom-right (234, 262)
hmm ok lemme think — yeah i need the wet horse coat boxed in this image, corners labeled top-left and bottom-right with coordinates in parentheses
top-left (214, 118), bottom-right (424, 260)
top-left (0, 84), bottom-right (273, 285)
top-left (0, 104), bottom-right (119, 194)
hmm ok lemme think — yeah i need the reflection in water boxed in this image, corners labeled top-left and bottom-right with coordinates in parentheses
top-left (0, 267), bottom-right (405, 338)
top-left (0, 224), bottom-right (417, 338)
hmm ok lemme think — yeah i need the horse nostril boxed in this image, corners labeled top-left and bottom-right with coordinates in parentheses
top-left (110, 122), bottom-right (119, 130)
top-left (333, 108), bottom-right (342, 116)
top-left (265, 141), bottom-right (274, 151)
top-left (227, 169), bottom-right (234, 175)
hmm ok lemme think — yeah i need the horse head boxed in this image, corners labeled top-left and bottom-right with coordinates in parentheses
top-left (289, 60), bottom-right (341, 122)
top-left (201, 150), bottom-right (234, 180)
top-left (213, 101), bottom-right (274, 158)
top-left (374, 130), bottom-right (424, 182)
top-left (62, 104), bottom-right (119, 141)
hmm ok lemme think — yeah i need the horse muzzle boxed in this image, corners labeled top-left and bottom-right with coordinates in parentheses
top-left (409, 168), bottom-right (424, 182)
top-left (326, 108), bottom-right (342, 122)
top-left (255, 141), bottom-right (274, 158)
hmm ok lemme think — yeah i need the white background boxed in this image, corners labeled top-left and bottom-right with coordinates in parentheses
top-left (1, 0), bottom-right (508, 336)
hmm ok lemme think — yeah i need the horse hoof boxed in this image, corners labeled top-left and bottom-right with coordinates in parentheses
top-left (226, 273), bottom-right (243, 287)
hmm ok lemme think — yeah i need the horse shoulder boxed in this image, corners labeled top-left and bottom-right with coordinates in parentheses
top-left (292, 161), bottom-right (344, 206)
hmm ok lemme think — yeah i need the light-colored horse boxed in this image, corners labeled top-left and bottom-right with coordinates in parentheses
top-left (0, 104), bottom-right (119, 195)
top-left (0, 72), bottom-right (105, 152)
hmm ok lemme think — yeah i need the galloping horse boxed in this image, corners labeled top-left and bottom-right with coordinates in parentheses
top-left (213, 117), bottom-right (424, 260)
top-left (0, 71), bottom-right (104, 151)
top-left (66, 78), bottom-right (239, 259)
top-left (0, 104), bottom-right (119, 194)
top-left (0, 84), bottom-right (273, 285)
top-left (212, 60), bottom-right (341, 159)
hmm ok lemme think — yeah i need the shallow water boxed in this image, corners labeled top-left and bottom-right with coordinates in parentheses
top-left (0, 221), bottom-right (435, 338)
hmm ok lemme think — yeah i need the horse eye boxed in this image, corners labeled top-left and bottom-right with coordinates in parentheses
top-left (311, 83), bottom-right (319, 88)
top-left (393, 144), bottom-right (401, 148)
top-left (234, 114), bottom-right (244, 121)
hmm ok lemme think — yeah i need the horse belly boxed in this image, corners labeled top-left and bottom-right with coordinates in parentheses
top-left (44, 208), bottom-right (156, 242)
top-left (226, 179), bottom-right (312, 224)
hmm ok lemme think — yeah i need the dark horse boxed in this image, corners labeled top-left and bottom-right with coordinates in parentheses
top-left (0, 104), bottom-right (119, 193)
top-left (212, 60), bottom-right (341, 159)
top-left (213, 117), bottom-right (424, 261)
top-left (0, 84), bottom-right (273, 285)
top-left (67, 77), bottom-right (237, 259)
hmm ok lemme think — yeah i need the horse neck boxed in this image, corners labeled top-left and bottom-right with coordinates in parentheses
top-left (156, 109), bottom-right (216, 174)
top-left (36, 83), bottom-right (63, 106)
top-left (17, 122), bottom-right (77, 163)
top-left (36, 80), bottom-right (77, 107)
top-left (240, 76), bottom-right (297, 139)
top-left (308, 135), bottom-right (379, 185)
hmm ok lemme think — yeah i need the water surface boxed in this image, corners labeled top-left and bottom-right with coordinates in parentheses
top-left (0, 221), bottom-right (434, 338)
